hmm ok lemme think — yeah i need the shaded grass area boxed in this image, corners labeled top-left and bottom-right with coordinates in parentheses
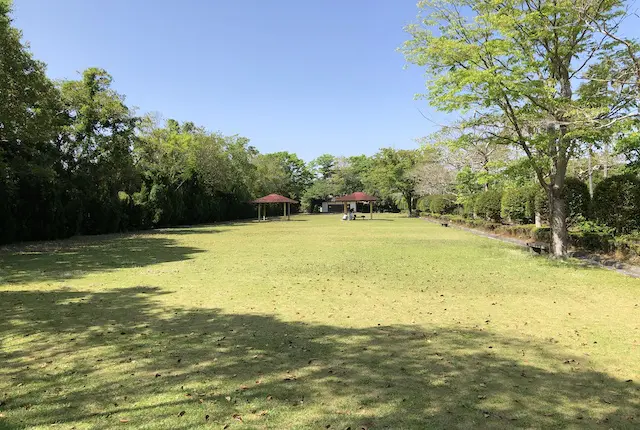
top-left (0, 231), bottom-right (212, 285)
top-left (1, 215), bottom-right (639, 429)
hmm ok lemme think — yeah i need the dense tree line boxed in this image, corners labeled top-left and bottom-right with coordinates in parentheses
top-left (3, 0), bottom-right (640, 250)
top-left (0, 2), bottom-right (415, 244)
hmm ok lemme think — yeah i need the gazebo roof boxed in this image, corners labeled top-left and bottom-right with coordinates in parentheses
top-left (250, 193), bottom-right (298, 204)
top-left (335, 192), bottom-right (378, 202)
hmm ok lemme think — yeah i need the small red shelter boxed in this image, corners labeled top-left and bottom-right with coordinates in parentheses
top-left (250, 194), bottom-right (298, 221)
top-left (336, 192), bottom-right (378, 219)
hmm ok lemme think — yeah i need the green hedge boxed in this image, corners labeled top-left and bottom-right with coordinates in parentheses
top-left (614, 234), bottom-right (640, 257)
top-left (592, 174), bottom-right (640, 234)
top-left (425, 213), bottom-right (639, 259)
top-left (501, 187), bottom-right (534, 224)
top-left (475, 189), bottom-right (503, 222)
top-left (534, 187), bottom-right (549, 222)
top-left (417, 196), bottom-right (433, 213)
top-left (563, 177), bottom-right (590, 223)
top-left (429, 194), bottom-right (458, 214)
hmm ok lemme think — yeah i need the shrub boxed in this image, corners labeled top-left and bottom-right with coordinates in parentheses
top-left (501, 188), bottom-right (532, 224)
top-left (562, 177), bottom-right (590, 224)
top-left (592, 174), bottom-right (640, 234)
top-left (532, 227), bottom-right (551, 243)
top-left (462, 196), bottom-right (476, 218)
top-left (614, 233), bottom-right (640, 258)
top-left (429, 194), bottom-right (457, 214)
top-left (417, 196), bottom-right (433, 213)
top-left (570, 231), bottom-right (613, 252)
top-left (534, 187), bottom-right (549, 223)
top-left (475, 189), bottom-right (503, 222)
top-left (568, 220), bottom-right (614, 252)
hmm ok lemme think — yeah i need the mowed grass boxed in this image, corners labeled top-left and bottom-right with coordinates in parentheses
top-left (0, 214), bottom-right (639, 429)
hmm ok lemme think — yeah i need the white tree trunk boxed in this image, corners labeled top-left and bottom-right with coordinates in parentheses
top-left (535, 212), bottom-right (542, 228)
top-left (549, 189), bottom-right (568, 257)
top-left (587, 146), bottom-right (594, 198)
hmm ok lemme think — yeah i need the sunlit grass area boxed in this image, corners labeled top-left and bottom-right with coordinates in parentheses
top-left (1, 214), bottom-right (639, 429)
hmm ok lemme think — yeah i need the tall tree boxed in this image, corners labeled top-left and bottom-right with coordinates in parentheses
top-left (60, 68), bottom-right (139, 233)
top-left (332, 155), bottom-right (372, 195)
top-left (367, 148), bottom-right (423, 216)
top-left (309, 154), bottom-right (336, 179)
top-left (252, 151), bottom-right (311, 200)
top-left (402, 0), bottom-right (627, 256)
top-left (0, 0), bottom-right (67, 242)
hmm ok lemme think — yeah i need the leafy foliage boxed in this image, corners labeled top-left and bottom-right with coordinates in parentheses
top-left (562, 177), bottom-right (590, 224)
top-left (592, 174), bottom-right (640, 234)
top-left (475, 189), bottom-right (503, 222)
top-left (366, 148), bottom-right (424, 215)
top-left (501, 188), bottom-right (533, 224)
top-left (428, 194), bottom-right (457, 215)
top-left (401, 0), bottom-right (630, 256)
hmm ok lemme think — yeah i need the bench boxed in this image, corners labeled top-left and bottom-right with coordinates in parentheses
top-left (527, 241), bottom-right (549, 254)
top-left (440, 222), bottom-right (449, 227)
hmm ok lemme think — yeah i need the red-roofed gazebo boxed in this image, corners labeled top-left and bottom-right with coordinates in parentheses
top-left (250, 194), bottom-right (298, 221)
top-left (336, 192), bottom-right (378, 219)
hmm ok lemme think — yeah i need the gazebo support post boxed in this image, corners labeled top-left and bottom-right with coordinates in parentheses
top-left (370, 201), bottom-right (373, 219)
top-left (251, 194), bottom-right (298, 221)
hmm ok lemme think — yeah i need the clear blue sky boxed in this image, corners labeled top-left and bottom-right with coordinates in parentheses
top-left (12, 0), bottom-right (453, 161)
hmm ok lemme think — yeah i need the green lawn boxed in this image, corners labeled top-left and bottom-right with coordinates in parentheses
top-left (1, 214), bottom-right (638, 429)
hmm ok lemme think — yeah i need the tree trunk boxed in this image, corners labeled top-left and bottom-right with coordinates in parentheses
top-left (406, 194), bottom-right (413, 216)
top-left (604, 141), bottom-right (609, 178)
top-left (549, 187), bottom-right (568, 257)
top-left (587, 146), bottom-right (594, 198)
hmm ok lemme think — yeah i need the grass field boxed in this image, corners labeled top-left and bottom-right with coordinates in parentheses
top-left (1, 214), bottom-right (639, 429)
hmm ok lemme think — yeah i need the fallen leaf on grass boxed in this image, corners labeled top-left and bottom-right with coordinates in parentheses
top-left (258, 410), bottom-right (268, 416)
top-left (205, 414), bottom-right (210, 421)
top-left (119, 418), bottom-right (129, 423)
top-left (178, 411), bottom-right (185, 417)
top-left (225, 396), bottom-right (231, 402)
top-left (233, 413), bottom-right (243, 422)
top-left (223, 425), bottom-right (230, 429)
top-left (267, 395), bottom-right (273, 400)
top-left (0, 413), bottom-right (5, 418)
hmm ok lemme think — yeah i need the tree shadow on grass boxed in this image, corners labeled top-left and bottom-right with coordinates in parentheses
top-left (149, 227), bottom-right (230, 235)
top-left (0, 288), bottom-right (638, 429)
top-left (0, 234), bottom-right (206, 285)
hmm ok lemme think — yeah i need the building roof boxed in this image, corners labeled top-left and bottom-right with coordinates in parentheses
top-left (335, 192), bottom-right (378, 202)
top-left (250, 193), bottom-right (298, 204)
